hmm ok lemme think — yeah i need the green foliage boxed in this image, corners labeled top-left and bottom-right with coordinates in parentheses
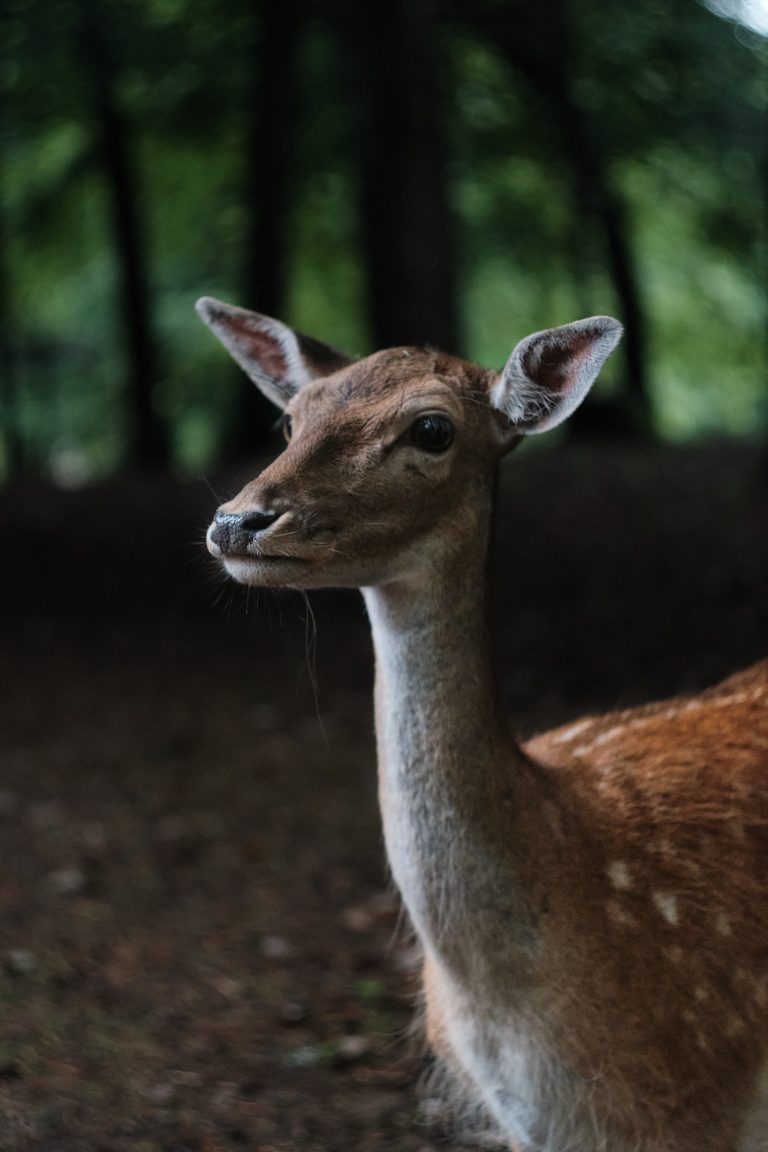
top-left (629, 152), bottom-right (767, 437)
top-left (448, 5), bottom-right (767, 430)
top-left (1, 0), bottom-right (766, 484)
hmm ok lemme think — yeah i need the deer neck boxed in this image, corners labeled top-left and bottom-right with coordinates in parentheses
top-left (362, 496), bottom-right (537, 975)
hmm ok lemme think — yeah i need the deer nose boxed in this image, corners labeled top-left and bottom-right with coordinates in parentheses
top-left (237, 510), bottom-right (281, 534)
top-left (210, 509), bottom-right (281, 553)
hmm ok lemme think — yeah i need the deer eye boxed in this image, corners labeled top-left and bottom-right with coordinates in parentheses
top-left (282, 414), bottom-right (293, 442)
top-left (409, 414), bottom-right (454, 453)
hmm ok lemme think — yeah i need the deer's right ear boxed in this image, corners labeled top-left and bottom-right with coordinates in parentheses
top-left (490, 316), bottom-right (622, 441)
top-left (195, 297), bottom-right (353, 410)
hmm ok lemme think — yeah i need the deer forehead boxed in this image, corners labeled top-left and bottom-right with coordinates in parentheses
top-left (288, 349), bottom-right (492, 435)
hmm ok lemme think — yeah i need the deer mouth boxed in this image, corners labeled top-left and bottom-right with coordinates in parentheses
top-left (221, 552), bottom-right (309, 566)
top-left (206, 518), bottom-right (328, 585)
top-left (219, 553), bottom-right (312, 586)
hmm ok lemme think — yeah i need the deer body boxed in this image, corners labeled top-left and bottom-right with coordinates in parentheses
top-left (198, 296), bottom-right (768, 1151)
top-left (366, 530), bottom-right (768, 1151)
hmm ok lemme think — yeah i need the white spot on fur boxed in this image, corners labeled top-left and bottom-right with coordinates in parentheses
top-left (551, 718), bottom-right (594, 745)
top-left (711, 691), bottom-right (748, 708)
top-left (652, 892), bottom-right (679, 925)
top-left (716, 911), bottom-right (732, 936)
top-left (591, 725), bottom-right (626, 748)
top-left (552, 680), bottom-right (764, 766)
top-left (574, 712), bottom-right (659, 756)
top-left (694, 985), bottom-right (709, 1003)
top-left (606, 861), bottom-right (632, 891)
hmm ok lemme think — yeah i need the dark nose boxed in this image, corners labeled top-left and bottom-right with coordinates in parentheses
top-left (210, 509), bottom-right (281, 553)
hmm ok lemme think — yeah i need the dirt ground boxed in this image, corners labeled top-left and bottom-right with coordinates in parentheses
top-left (0, 441), bottom-right (766, 1151)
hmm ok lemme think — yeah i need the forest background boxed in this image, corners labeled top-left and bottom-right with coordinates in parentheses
top-left (2, 0), bottom-right (768, 484)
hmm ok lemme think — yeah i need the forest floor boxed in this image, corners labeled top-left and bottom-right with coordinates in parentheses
top-left (0, 441), bottom-right (766, 1152)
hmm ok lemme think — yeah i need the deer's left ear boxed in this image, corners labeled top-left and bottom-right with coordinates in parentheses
top-left (196, 296), bottom-right (353, 410)
top-left (490, 316), bottom-right (622, 438)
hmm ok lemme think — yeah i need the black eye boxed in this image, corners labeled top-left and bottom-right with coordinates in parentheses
top-left (409, 414), bottom-right (454, 453)
top-left (282, 414), bottom-right (293, 442)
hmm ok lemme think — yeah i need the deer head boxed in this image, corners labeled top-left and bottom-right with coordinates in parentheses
top-left (197, 297), bottom-right (621, 589)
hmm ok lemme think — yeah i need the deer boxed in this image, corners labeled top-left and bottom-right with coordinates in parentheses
top-left (196, 294), bottom-right (768, 1152)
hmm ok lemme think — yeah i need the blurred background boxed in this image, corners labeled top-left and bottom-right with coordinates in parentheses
top-left (2, 0), bottom-right (768, 482)
top-left (1, 2), bottom-right (767, 1151)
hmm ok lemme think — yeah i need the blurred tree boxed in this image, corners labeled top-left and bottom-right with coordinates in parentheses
top-left (1, 0), bottom-right (766, 481)
top-left (453, 0), bottom-right (650, 432)
top-left (0, 189), bottom-right (23, 479)
top-left (78, 0), bottom-right (169, 467)
top-left (236, 0), bottom-right (305, 452)
top-left (345, 0), bottom-right (462, 352)
top-left (450, 0), bottom-right (767, 436)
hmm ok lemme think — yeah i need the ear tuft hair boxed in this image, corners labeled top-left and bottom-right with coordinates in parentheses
top-left (196, 297), bottom-right (352, 410)
top-left (491, 316), bottom-right (623, 436)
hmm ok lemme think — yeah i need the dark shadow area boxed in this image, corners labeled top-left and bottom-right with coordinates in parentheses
top-left (0, 441), bottom-right (765, 1150)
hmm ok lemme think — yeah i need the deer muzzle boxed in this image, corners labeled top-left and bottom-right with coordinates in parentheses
top-left (208, 509), bottom-right (282, 556)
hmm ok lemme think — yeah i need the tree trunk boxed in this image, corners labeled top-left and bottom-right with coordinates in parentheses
top-left (459, 0), bottom-right (651, 433)
top-left (0, 195), bottom-right (23, 481)
top-left (235, 0), bottom-right (304, 454)
top-left (557, 88), bottom-right (651, 434)
top-left (79, 0), bottom-right (168, 468)
top-left (761, 123), bottom-right (768, 483)
top-left (350, 0), bottom-right (461, 353)
top-left (599, 186), bottom-right (649, 428)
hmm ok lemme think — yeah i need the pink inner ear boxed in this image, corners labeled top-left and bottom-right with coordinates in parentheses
top-left (226, 317), bottom-right (287, 380)
top-left (525, 331), bottom-right (592, 395)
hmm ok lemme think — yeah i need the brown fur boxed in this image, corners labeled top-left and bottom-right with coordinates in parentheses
top-left (199, 298), bottom-right (768, 1151)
